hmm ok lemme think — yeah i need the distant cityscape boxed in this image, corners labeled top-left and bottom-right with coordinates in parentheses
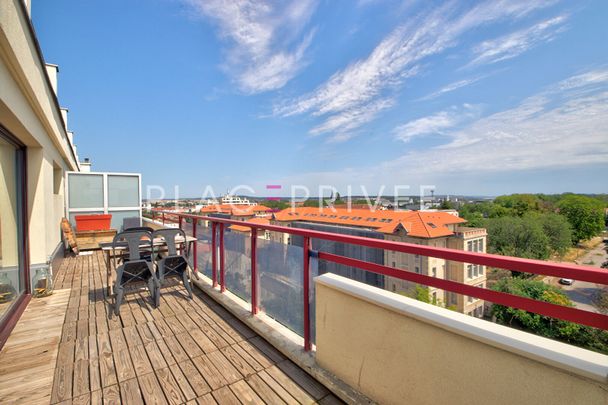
top-left (143, 192), bottom-right (608, 353)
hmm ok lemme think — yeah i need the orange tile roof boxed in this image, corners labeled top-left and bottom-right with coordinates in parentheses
top-left (200, 204), bottom-right (272, 216)
top-left (272, 207), bottom-right (466, 238)
top-left (229, 217), bottom-right (271, 233)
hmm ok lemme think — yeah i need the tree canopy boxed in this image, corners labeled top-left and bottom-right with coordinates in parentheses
top-left (557, 195), bottom-right (605, 243)
top-left (492, 277), bottom-right (608, 353)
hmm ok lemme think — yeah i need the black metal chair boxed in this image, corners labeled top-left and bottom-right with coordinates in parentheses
top-left (122, 216), bottom-right (142, 231)
top-left (112, 230), bottom-right (160, 315)
top-left (152, 228), bottom-right (193, 299)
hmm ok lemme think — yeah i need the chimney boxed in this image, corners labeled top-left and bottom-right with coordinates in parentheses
top-left (80, 158), bottom-right (92, 173)
top-left (60, 107), bottom-right (68, 131)
top-left (45, 63), bottom-right (59, 95)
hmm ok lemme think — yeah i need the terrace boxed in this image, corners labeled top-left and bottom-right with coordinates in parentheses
top-left (0, 211), bottom-right (607, 404)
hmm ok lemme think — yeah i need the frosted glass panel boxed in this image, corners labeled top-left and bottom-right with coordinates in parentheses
top-left (68, 174), bottom-right (103, 208)
top-left (108, 210), bottom-right (140, 230)
top-left (108, 175), bottom-right (139, 207)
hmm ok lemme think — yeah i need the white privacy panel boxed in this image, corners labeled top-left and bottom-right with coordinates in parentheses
top-left (66, 171), bottom-right (141, 231)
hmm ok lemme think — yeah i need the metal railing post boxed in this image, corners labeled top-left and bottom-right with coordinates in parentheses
top-left (192, 219), bottom-right (198, 274)
top-left (303, 236), bottom-right (311, 351)
top-left (219, 223), bottom-right (225, 293)
top-left (212, 222), bottom-right (217, 288)
top-left (179, 215), bottom-right (183, 229)
top-left (251, 228), bottom-right (258, 315)
top-left (162, 212), bottom-right (165, 226)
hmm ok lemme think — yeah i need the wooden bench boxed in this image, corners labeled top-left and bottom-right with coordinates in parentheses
top-left (75, 229), bottom-right (117, 250)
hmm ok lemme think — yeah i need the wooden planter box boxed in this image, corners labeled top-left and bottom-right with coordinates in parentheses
top-left (75, 229), bottom-right (117, 250)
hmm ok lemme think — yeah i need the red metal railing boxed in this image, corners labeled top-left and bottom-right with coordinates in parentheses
top-left (149, 211), bottom-right (608, 351)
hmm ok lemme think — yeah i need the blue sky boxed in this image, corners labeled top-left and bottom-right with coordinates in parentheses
top-left (33, 0), bottom-right (608, 198)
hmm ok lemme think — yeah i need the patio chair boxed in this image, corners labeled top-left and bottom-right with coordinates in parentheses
top-left (122, 216), bottom-right (141, 231)
top-left (152, 228), bottom-right (193, 299)
top-left (112, 230), bottom-right (160, 315)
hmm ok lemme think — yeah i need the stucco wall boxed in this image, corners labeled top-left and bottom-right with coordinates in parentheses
top-left (1, 0), bottom-right (79, 267)
top-left (315, 273), bottom-right (608, 405)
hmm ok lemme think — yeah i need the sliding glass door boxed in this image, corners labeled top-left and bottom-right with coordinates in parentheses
top-left (0, 129), bottom-right (27, 323)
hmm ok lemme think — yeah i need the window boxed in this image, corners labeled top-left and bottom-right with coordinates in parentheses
top-left (479, 266), bottom-right (484, 275)
top-left (415, 266), bottom-right (420, 274)
top-left (479, 239), bottom-right (484, 252)
top-left (432, 267), bottom-right (437, 277)
top-left (467, 241), bottom-right (472, 251)
top-left (392, 261), bottom-right (396, 267)
top-left (468, 295), bottom-right (474, 303)
top-left (467, 264), bottom-right (473, 279)
top-left (0, 128), bottom-right (27, 324)
top-left (473, 264), bottom-right (478, 278)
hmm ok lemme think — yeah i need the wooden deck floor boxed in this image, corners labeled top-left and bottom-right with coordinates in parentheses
top-left (1, 252), bottom-right (343, 405)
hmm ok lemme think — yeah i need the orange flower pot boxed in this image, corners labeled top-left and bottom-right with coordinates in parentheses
top-left (75, 214), bottom-right (112, 231)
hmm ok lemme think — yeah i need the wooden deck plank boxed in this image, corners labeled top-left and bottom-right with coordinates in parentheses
top-left (113, 349), bottom-right (136, 382)
top-left (191, 355), bottom-right (227, 391)
top-left (246, 373), bottom-right (288, 405)
top-left (257, 370), bottom-right (299, 405)
top-left (73, 359), bottom-right (90, 398)
top-left (229, 379), bottom-right (265, 405)
top-left (178, 359), bottom-right (211, 397)
top-left (169, 363), bottom-right (197, 402)
top-left (176, 332), bottom-right (204, 359)
top-left (155, 367), bottom-right (185, 405)
top-left (119, 378), bottom-right (144, 405)
top-left (265, 366), bottom-right (316, 405)
top-left (211, 386), bottom-right (240, 405)
top-left (138, 373), bottom-right (168, 405)
top-left (221, 345), bottom-right (257, 377)
top-left (130, 344), bottom-right (153, 376)
top-left (164, 335), bottom-right (190, 363)
top-left (206, 350), bottom-right (243, 384)
top-left (51, 342), bottom-right (75, 403)
top-left (277, 360), bottom-right (329, 400)
top-left (101, 384), bottom-right (120, 405)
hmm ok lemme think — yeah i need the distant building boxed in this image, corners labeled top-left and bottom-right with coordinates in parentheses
top-left (199, 194), bottom-right (257, 208)
top-left (269, 207), bottom-right (487, 316)
top-left (199, 204), bottom-right (272, 227)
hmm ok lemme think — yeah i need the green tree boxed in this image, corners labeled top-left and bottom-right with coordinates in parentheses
top-left (485, 216), bottom-right (550, 262)
top-left (536, 213), bottom-right (572, 256)
top-left (494, 194), bottom-right (541, 216)
top-left (492, 277), bottom-right (608, 353)
top-left (557, 195), bottom-right (604, 243)
top-left (440, 200), bottom-right (454, 209)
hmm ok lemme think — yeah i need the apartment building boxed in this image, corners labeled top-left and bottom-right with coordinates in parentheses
top-left (447, 227), bottom-right (488, 316)
top-left (0, 0), bottom-right (81, 344)
top-left (271, 207), bottom-right (487, 315)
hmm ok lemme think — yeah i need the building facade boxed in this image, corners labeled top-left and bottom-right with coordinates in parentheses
top-left (0, 0), bottom-right (82, 346)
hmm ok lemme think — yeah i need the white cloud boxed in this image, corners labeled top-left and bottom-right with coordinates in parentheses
top-left (390, 69), bottom-right (608, 174)
top-left (394, 111), bottom-right (458, 142)
top-left (186, 0), bottom-right (318, 93)
top-left (273, 1), bottom-right (555, 140)
top-left (393, 104), bottom-right (481, 142)
top-left (275, 68), bottom-right (608, 190)
top-left (418, 76), bottom-right (486, 100)
top-left (469, 15), bottom-right (567, 66)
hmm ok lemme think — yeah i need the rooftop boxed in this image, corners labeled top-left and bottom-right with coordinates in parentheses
top-left (273, 207), bottom-right (466, 238)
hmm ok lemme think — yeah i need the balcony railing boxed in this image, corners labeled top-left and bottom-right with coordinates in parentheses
top-left (148, 210), bottom-right (608, 352)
